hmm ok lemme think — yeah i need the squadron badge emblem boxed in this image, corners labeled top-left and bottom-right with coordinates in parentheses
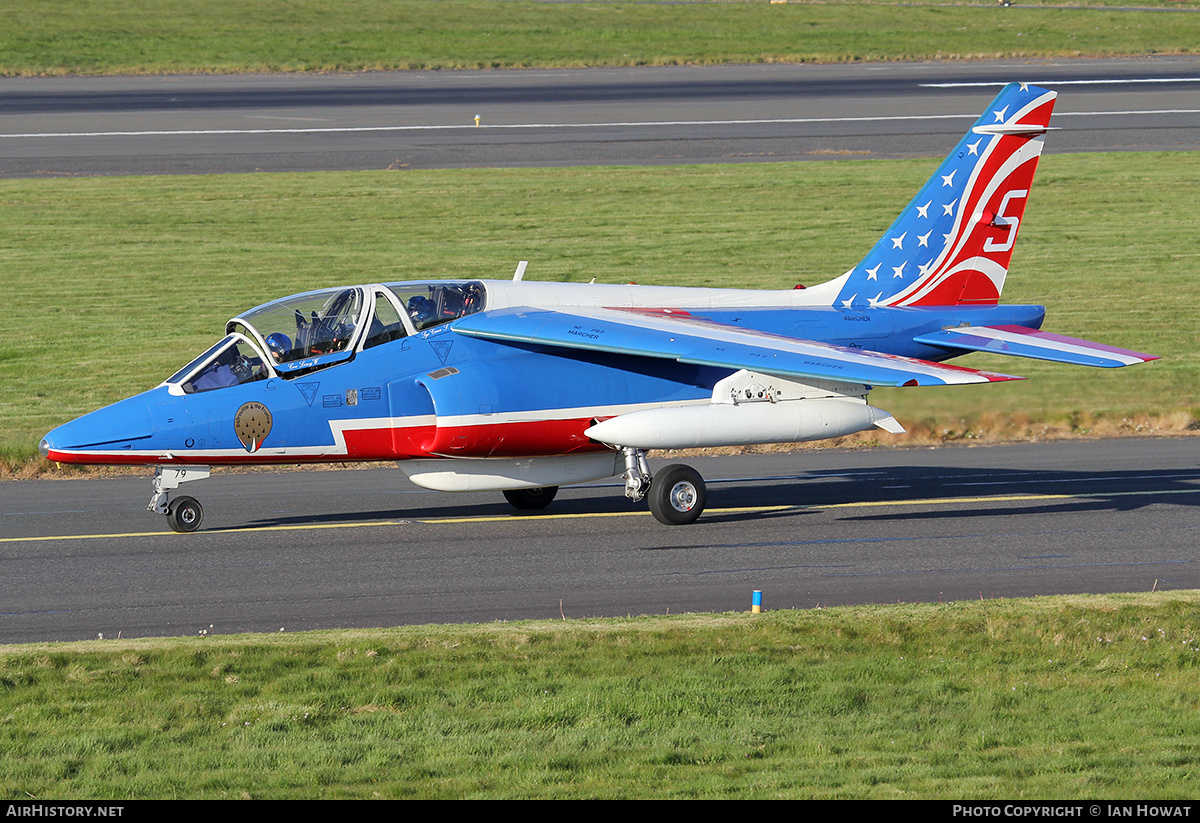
top-left (234, 402), bottom-right (272, 453)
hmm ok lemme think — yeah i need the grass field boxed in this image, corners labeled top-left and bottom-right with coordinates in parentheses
top-left (3, 593), bottom-right (1199, 799)
top-left (2, 0), bottom-right (1198, 75)
top-left (3, 152), bottom-right (1193, 469)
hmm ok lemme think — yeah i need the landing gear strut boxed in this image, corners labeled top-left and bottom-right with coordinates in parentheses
top-left (149, 467), bottom-right (210, 532)
top-left (621, 448), bottom-right (707, 525)
top-left (621, 447), bottom-right (653, 502)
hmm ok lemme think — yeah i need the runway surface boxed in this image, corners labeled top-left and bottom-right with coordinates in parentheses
top-left (2, 57), bottom-right (1199, 176)
top-left (4, 439), bottom-right (1199, 644)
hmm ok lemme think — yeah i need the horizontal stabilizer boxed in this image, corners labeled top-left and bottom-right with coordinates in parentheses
top-left (453, 306), bottom-right (1024, 387)
top-left (912, 325), bottom-right (1159, 368)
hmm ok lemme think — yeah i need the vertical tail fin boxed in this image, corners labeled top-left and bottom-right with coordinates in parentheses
top-left (834, 83), bottom-right (1057, 309)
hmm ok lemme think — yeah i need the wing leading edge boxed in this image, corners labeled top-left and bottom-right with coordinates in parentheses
top-left (452, 306), bottom-right (1022, 387)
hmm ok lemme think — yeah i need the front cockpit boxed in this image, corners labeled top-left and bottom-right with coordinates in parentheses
top-left (161, 282), bottom-right (486, 394)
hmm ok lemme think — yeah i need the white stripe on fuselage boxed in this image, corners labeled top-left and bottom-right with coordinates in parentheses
top-left (477, 278), bottom-right (844, 309)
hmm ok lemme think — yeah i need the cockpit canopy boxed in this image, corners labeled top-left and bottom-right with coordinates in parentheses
top-left (163, 281), bottom-right (486, 393)
top-left (233, 286), bottom-right (365, 369)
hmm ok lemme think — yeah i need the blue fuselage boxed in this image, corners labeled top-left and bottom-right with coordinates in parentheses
top-left (41, 303), bottom-right (1046, 467)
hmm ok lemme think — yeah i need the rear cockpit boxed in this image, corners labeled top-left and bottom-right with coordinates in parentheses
top-left (161, 282), bottom-right (487, 393)
top-left (386, 280), bottom-right (485, 332)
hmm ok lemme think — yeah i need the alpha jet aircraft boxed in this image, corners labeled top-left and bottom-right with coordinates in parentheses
top-left (40, 83), bottom-right (1156, 531)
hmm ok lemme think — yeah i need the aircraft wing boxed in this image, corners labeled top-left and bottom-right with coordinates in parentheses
top-left (912, 325), bottom-right (1159, 368)
top-left (452, 306), bottom-right (1023, 387)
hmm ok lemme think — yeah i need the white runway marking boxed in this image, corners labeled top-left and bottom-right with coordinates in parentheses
top-left (922, 78), bottom-right (1200, 87)
top-left (2, 109), bottom-right (1197, 140)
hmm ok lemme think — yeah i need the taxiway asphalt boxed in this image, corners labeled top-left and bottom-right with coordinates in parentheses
top-left (3, 439), bottom-right (1198, 644)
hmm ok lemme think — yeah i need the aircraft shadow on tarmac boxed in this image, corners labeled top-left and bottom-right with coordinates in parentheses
top-left (237, 463), bottom-right (1200, 531)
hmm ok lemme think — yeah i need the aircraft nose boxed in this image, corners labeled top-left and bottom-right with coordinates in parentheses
top-left (40, 397), bottom-right (155, 462)
top-left (40, 421), bottom-right (81, 458)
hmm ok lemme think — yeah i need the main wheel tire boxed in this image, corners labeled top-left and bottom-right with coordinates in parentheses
top-left (503, 486), bottom-right (559, 510)
top-left (167, 495), bottom-right (203, 533)
top-left (648, 464), bottom-right (706, 525)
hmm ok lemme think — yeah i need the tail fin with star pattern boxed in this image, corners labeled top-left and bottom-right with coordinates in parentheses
top-left (833, 83), bottom-right (1057, 309)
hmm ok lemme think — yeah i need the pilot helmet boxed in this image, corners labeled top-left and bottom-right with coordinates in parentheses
top-left (407, 296), bottom-right (434, 326)
top-left (265, 332), bottom-right (292, 363)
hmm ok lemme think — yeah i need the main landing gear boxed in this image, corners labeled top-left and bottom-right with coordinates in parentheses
top-left (149, 467), bottom-right (210, 533)
top-left (620, 447), bottom-right (707, 526)
top-left (495, 449), bottom-right (708, 525)
top-left (648, 464), bottom-right (706, 526)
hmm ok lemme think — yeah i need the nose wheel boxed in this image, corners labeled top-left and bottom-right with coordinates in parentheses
top-left (167, 496), bottom-right (204, 533)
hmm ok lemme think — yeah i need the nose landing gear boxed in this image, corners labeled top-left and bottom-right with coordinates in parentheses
top-left (149, 467), bottom-right (210, 533)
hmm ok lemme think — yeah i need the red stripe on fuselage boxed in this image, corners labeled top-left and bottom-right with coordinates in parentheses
top-left (46, 417), bottom-right (611, 466)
